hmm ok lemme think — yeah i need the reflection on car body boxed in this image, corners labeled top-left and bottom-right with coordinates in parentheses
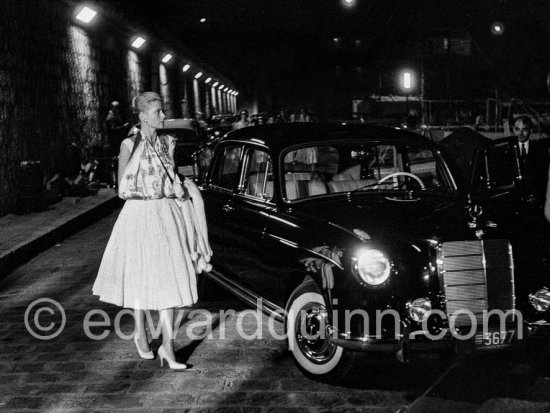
top-left (195, 123), bottom-right (550, 381)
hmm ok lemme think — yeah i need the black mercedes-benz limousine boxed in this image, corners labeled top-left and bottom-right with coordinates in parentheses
top-left (192, 122), bottom-right (549, 380)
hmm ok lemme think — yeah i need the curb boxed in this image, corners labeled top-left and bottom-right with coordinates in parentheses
top-left (0, 196), bottom-right (123, 279)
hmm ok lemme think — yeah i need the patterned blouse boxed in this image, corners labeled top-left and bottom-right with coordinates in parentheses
top-left (118, 134), bottom-right (178, 200)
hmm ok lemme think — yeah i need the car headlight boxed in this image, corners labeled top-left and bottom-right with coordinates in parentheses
top-left (353, 249), bottom-right (391, 286)
top-left (406, 298), bottom-right (432, 322)
top-left (529, 287), bottom-right (550, 312)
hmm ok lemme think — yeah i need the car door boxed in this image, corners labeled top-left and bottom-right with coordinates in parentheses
top-left (220, 146), bottom-right (275, 297)
top-left (202, 144), bottom-right (244, 268)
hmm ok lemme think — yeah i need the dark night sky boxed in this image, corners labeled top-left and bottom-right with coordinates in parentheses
top-left (101, 0), bottom-right (550, 108)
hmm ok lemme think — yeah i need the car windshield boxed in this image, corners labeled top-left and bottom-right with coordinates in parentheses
top-left (281, 141), bottom-right (454, 200)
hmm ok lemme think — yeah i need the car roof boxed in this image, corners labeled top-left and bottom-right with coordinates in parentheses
top-left (162, 118), bottom-right (195, 130)
top-left (218, 122), bottom-right (434, 153)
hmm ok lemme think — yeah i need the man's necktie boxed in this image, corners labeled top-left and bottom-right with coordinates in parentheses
top-left (521, 143), bottom-right (527, 158)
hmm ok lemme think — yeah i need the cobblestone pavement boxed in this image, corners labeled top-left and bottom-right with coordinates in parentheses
top-left (0, 211), bottom-right (450, 412)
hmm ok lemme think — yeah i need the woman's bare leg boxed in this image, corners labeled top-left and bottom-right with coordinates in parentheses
top-left (134, 309), bottom-right (151, 352)
top-left (159, 308), bottom-right (176, 358)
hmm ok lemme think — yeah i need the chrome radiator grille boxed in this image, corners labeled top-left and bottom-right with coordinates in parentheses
top-left (440, 240), bottom-right (515, 326)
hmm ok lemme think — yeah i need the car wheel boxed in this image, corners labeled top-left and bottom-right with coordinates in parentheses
top-left (286, 280), bottom-right (355, 381)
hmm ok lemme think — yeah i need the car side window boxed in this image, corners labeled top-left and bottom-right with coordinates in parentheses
top-left (196, 146), bottom-right (214, 182)
top-left (406, 146), bottom-right (440, 189)
top-left (244, 149), bottom-right (273, 201)
top-left (210, 146), bottom-right (242, 190)
top-left (283, 145), bottom-right (331, 200)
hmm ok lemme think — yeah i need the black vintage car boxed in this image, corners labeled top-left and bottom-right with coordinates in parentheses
top-left (196, 123), bottom-right (550, 380)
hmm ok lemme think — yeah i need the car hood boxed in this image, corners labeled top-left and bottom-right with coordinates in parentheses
top-left (291, 192), bottom-right (474, 243)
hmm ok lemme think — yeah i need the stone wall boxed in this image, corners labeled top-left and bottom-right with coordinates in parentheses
top-left (0, 0), bottom-right (235, 217)
top-left (0, 1), bottom-right (151, 216)
top-left (0, 0), bottom-right (74, 215)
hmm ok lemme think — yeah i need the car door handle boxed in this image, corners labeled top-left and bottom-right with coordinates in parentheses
top-left (222, 204), bottom-right (234, 212)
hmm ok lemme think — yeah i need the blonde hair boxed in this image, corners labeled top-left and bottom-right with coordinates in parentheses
top-left (132, 91), bottom-right (162, 114)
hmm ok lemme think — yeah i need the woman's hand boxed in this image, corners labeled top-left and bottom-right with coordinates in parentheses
top-left (182, 178), bottom-right (201, 200)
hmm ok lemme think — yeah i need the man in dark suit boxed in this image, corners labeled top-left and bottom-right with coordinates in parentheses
top-left (512, 116), bottom-right (550, 292)
top-left (514, 115), bottom-right (549, 205)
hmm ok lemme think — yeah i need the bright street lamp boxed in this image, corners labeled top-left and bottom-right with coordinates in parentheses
top-left (491, 22), bottom-right (504, 35)
top-left (194, 72), bottom-right (203, 79)
top-left (161, 54), bottom-right (173, 63)
top-left (182, 64), bottom-right (190, 72)
top-left (403, 71), bottom-right (412, 90)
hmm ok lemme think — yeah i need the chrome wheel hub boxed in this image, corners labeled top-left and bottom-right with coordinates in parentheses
top-left (295, 302), bottom-right (337, 364)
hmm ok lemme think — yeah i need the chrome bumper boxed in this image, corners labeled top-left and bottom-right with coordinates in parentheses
top-left (329, 323), bottom-right (542, 363)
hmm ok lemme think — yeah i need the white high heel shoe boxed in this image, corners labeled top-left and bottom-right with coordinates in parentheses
top-left (133, 336), bottom-right (154, 360)
top-left (158, 345), bottom-right (188, 370)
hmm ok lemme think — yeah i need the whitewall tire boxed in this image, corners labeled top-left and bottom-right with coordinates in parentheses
top-left (286, 281), bottom-right (355, 380)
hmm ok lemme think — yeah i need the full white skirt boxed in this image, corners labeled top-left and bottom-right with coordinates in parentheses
top-left (93, 198), bottom-right (198, 310)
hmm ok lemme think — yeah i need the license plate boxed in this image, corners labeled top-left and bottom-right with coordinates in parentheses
top-left (474, 329), bottom-right (516, 347)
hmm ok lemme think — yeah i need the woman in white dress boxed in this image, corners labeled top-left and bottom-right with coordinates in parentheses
top-left (93, 92), bottom-right (211, 370)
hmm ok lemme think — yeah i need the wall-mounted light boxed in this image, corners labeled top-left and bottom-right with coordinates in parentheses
top-left (224, 87), bottom-right (229, 92)
top-left (219, 84), bottom-right (225, 89)
top-left (76, 6), bottom-right (97, 23)
top-left (161, 53), bottom-right (173, 63)
top-left (194, 72), bottom-right (203, 79)
top-left (235, 92), bottom-right (239, 96)
top-left (200, 18), bottom-right (207, 23)
top-left (205, 77), bottom-right (212, 84)
top-left (182, 64), bottom-right (191, 72)
top-left (131, 36), bottom-right (146, 49)
top-left (213, 81), bottom-right (219, 87)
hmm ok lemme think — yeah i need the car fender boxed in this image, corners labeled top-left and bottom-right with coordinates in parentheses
top-left (295, 245), bottom-right (343, 316)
